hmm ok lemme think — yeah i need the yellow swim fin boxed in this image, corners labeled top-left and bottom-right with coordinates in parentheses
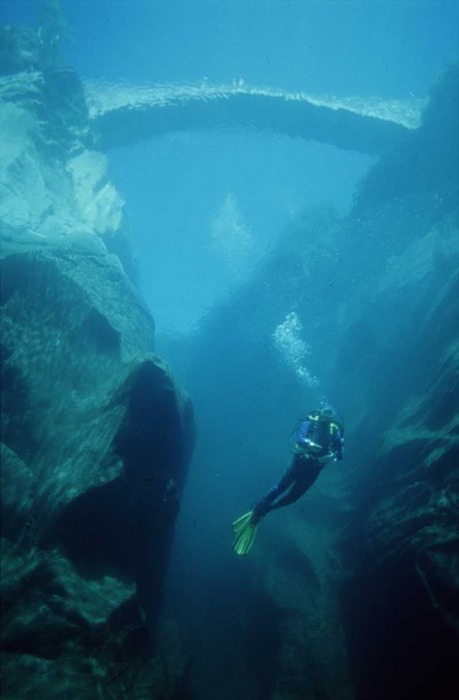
top-left (232, 511), bottom-right (258, 555)
top-left (232, 510), bottom-right (253, 534)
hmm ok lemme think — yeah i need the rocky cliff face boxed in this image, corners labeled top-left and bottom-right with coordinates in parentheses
top-left (165, 66), bottom-right (459, 700)
top-left (0, 24), bottom-right (195, 699)
top-left (336, 212), bottom-right (459, 700)
top-left (320, 68), bottom-right (459, 700)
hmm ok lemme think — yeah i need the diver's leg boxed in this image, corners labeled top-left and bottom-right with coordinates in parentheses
top-left (270, 459), bottom-right (322, 510)
top-left (251, 459), bottom-right (297, 523)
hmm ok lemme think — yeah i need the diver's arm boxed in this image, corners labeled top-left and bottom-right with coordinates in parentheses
top-left (295, 420), bottom-right (311, 447)
top-left (334, 432), bottom-right (344, 461)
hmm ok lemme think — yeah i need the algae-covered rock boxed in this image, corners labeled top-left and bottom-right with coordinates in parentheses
top-left (0, 248), bottom-right (195, 690)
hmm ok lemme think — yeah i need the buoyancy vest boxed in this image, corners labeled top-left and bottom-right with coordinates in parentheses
top-left (290, 412), bottom-right (343, 458)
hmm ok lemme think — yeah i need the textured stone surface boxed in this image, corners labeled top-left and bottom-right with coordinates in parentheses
top-left (0, 69), bottom-right (123, 246)
top-left (85, 79), bottom-right (422, 155)
top-left (0, 23), bottom-right (195, 699)
top-left (162, 66), bottom-right (458, 700)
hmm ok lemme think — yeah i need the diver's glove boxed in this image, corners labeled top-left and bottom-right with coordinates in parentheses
top-left (294, 438), bottom-right (322, 456)
top-left (317, 452), bottom-right (336, 465)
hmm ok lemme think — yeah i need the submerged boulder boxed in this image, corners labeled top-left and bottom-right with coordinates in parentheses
top-left (0, 23), bottom-right (194, 700)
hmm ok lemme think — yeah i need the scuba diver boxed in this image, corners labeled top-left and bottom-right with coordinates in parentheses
top-left (232, 404), bottom-right (344, 555)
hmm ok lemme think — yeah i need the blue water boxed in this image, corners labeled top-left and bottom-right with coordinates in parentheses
top-left (4, 0), bottom-right (459, 333)
top-left (3, 3), bottom-right (458, 698)
top-left (6, 1), bottom-right (457, 94)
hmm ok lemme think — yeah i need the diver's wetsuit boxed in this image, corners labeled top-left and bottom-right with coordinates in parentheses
top-left (251, 417), bottom-right (343, 524)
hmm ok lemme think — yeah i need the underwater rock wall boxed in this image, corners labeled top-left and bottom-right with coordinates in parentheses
top-left (0, 25), bottom-right (195, 699)
top-left (335, 215), bottom-right (459, 700)
top-left (324, 66), bottom-right (459, 700)
top-left (167, 66), bottom-right (458, 700)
